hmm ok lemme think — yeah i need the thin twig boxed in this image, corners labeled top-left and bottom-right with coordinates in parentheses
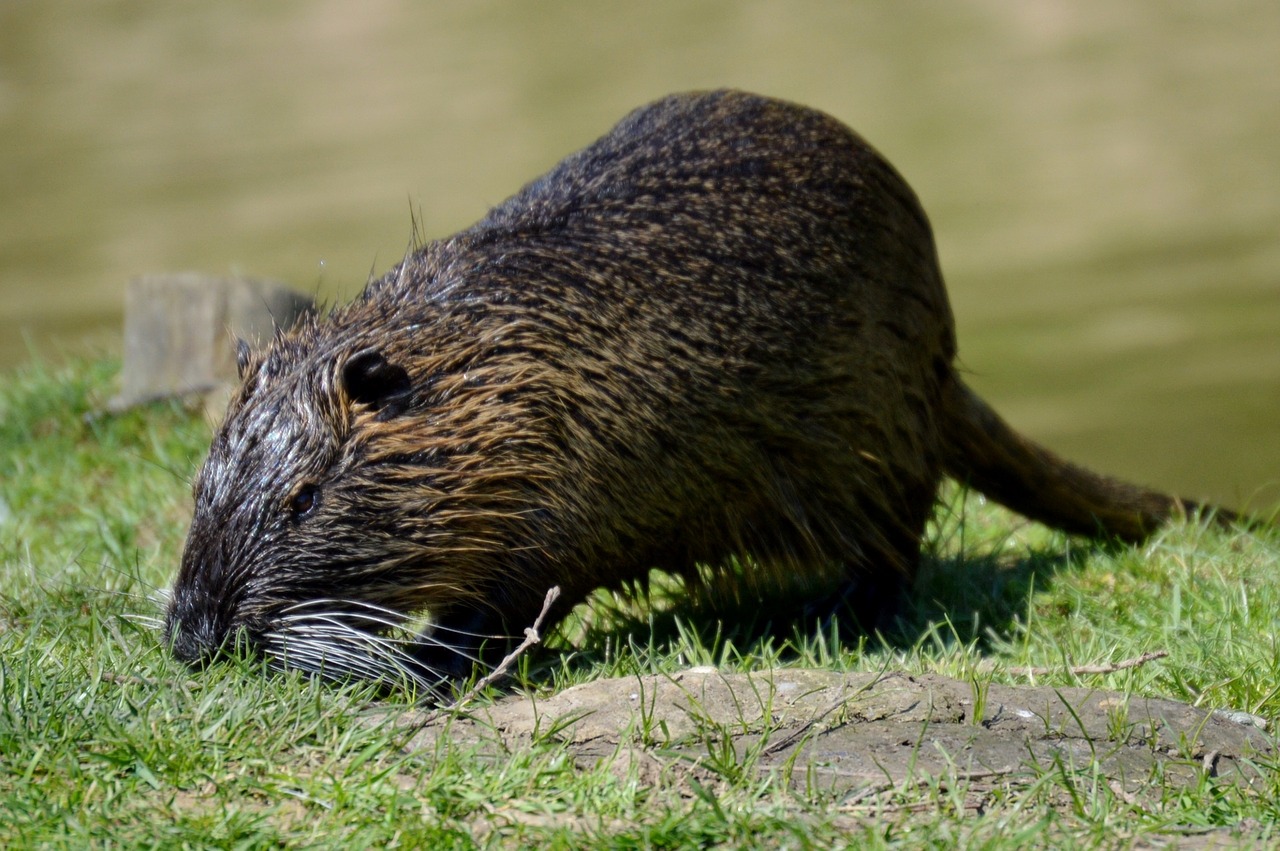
top-left (412, 588), bottom-right (563, 726)
top-left (446, 585), bottom-right (561, 709)
top-left (100, 671), bottom-right (158, 688)
top-left (101, 670), bottom-right (204, 691)
top-left (761, 672), bottom-right (888, 757)
top-left (840, 767), bottom-right (1019, 808)
top-left (1005, 650), bottom-right (1169, 677)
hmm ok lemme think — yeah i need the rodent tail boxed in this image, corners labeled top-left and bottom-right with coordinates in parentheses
top-left (939, 377), bottom-right (1237, 542)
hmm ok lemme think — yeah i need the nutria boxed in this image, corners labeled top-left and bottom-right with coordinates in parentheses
top-left (164, 89), bottom-right (1236, 692)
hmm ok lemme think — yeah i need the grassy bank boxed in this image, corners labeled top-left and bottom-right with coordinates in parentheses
top-left (1, 357), bottom-right (1277, 848)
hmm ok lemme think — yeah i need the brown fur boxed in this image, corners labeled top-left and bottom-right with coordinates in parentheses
top-left (164, 90), bottom-right (1235, 687)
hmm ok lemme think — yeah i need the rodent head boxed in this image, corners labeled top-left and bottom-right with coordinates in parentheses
top-left (163, 319), bottom-right (546, 692)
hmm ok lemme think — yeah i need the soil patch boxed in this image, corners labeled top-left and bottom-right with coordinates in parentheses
top-left (394, 668), bottom-right (1274, 808)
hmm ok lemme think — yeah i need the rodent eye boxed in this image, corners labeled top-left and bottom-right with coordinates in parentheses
top-left (289, 484), bottom-right (320, 518)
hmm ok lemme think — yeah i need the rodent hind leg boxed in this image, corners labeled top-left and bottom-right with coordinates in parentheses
top-left (808, 559), bottom-right (912, 635)
top-left (817, 471), bottom-right (938, 634)
top-left (795, 505), bottom-right (926, 635)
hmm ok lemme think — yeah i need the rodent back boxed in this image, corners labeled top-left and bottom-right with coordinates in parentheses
top-left (169, 89), bottom-right (962, 668)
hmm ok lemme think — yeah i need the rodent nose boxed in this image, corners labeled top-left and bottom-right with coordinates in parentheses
top-left (163, 598), bottom-right (231, 669)
top-left (165, 617), bottom-right (222, 669)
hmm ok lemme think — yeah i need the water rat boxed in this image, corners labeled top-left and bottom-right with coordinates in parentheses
top-left (164, 90), bottom-right (1235, 692)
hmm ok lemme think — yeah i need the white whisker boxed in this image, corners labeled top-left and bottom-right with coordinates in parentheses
top-left (253, 601), bottom-right (515, 700)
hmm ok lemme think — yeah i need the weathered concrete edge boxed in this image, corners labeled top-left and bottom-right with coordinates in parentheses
top-left (389, 668), bottom-right (1277, 799)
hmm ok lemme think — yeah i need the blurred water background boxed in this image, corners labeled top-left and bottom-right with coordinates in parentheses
top-left (2, 1), bottom-right (1277, 509)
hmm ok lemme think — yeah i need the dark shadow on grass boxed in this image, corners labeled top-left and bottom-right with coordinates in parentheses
top-left (540, 533), bottom-right (1119, 685)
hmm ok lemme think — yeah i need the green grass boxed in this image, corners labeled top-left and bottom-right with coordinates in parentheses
top-left (2, 356), bottom-right (1278, 848)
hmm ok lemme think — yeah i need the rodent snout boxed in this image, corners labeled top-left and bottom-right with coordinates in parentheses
top-left (163, 594), bottom-right (257, 669)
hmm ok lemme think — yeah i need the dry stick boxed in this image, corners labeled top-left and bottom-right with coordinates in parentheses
top-left (840, 767), bottom-right (1020, 809)
top-left (442, 585), bottom-right (562, 713)
top-left (102, 671), bottom-right (202, 691)
top-left (760, 672), bottom-right (888, 758)
top-left (1004, 650), bottom-right (1169, 678)
top-left (101, 671), bottom-right (159, 688)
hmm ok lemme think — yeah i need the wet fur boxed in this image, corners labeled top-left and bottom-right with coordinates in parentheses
top-left (165, 90), bottom-right (1231, 691)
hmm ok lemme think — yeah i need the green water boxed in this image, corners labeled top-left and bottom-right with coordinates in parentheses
top-left (2, 1), bottom-right (1277, 508)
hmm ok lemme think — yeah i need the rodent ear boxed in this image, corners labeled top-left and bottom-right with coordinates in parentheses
top-left (341, 348), bottom-right (411, 414)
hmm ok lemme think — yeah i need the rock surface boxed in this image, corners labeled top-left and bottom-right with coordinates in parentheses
top-left (398, 668), bottom-right (1275, 804)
